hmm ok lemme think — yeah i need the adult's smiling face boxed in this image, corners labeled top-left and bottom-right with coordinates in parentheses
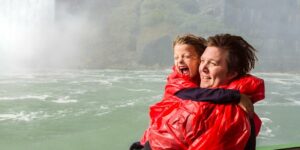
top-left (199, 46), bottom-right (237, 88)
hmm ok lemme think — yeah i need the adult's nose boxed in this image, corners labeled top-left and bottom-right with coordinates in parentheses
top-left (199, 61), bottom-right (208, 73)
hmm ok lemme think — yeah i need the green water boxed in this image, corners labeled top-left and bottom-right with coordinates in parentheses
top-left (0, 70), bottom-right (164, 150)
top-left (1, 70), bottom-right (300, 149)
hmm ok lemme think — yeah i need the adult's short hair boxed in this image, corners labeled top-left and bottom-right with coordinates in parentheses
top-left (207, 34), bottom-right (257, 77)
top-left (173, 34), bottom-right (207, 57)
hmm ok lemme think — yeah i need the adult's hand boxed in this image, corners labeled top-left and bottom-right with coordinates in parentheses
top-left (239, 94), bottom-right (254, 118)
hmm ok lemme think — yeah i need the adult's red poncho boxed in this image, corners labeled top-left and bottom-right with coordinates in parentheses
top-left (140, 68), bottom-right (265, 150)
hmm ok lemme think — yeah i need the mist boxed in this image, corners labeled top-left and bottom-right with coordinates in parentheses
top-left (0, 0), bottom-right (299, 72)
top-left (0, 0), bottom-right (105, 70)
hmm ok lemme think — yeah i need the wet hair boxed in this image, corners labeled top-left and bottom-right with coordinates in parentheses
top-left (173, 34), bottom-right (207, 57)
top-left (207, 33), bottom-right (257, 77)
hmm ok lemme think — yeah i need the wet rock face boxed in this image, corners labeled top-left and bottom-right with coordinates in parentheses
top-left (223, 0), bottom-right (300, 72)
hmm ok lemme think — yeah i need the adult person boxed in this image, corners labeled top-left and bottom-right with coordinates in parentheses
top-left (131, 34), bottom-right (264, 150)
top-left (175, 34), bottom-right (265, 149)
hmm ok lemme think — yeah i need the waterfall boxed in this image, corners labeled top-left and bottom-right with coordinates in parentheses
top-left (0, 0), bottom-right (55, 69)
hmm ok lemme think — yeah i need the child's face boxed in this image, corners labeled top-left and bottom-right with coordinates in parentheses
top-left (174, 44), bottom-right (200, 80)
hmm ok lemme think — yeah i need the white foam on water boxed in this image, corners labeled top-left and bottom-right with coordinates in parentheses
top-left (137, 74), bottom-right (166, 78)
top-left (163, 68), bottom-right (172, 72)
top-left (0, 94), bottom-right (49, 101)
top-left (99, 105), bottom-right (109, 110)
top-left (270, 92), bottom-right (282, 95)
top-left (267, 78), bottom-right (290, 85)
top-left (95, 111), bottom-right (111, 116)
top-left (54, 110), bottom-right (69, 118)
top-left (259, 117), bottom-right (275, 138)
top-left (0, 80), bottom-right (18, 84)
top-left (107, 73), bottom-right (165, 83)
top-left (69, 81), bottom-right (80, 84)
top-left (73, 109), bottom-right (89, 117)
top-left (261, 117), bottom-right (272, 123)
top-left (293, 101), bottom-right (300, 105)
top-left (0, 78), bottom-right (58, 84)
top-left (115, 102), bottom-right (135, 108)
top-left (147, 94), bottom-right (163, 103)
top-left (97, 80), bottom-right (113, 86)
top-left (69, 90), bottom-right (87, 95)
top-left (0, 111), bottom-right (43, 122)
top-left (289, 91), bottom-right (300, 96)
top-left (109, 76), bottom-right (136, 82)
top-left (141, 78), bottom-right (166, 83)
top-left (91, 105), bottom-right (111, 116)
top-left (256, 72), bottom-right (296, 77)
top-left (256, 102), bottom-right (300, 106)
top-left (0, 90), bottom-right (7, 94)
top-left (127, 88), bottom-right (153, 92)
top-left (83, 79), bottom-right (113, 85)
top-left (52, 96), bottom-right (78, 104)
top-left (285, 97), bottom-right (300, 105)
top-left (255, 95), bottom-right (300, 106)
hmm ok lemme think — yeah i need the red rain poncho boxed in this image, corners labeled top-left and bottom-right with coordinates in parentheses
top-left (140, 68), bottom-right (264, 150)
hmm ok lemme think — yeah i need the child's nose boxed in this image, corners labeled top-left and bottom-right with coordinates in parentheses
top-left (178, 57), bottom-right (184, 64)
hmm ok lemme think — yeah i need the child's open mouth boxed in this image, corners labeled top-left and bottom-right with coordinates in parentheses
top-left (179, 66), bottom-right (189, 75)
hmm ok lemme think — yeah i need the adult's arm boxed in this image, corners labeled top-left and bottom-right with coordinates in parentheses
top-left (175, 87), bottom-right (241, 103)
top-left (176, 88), bottom-right (254, 116)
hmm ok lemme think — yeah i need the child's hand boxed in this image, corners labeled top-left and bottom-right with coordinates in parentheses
top-left (239, 94), bottom-right (254, 118)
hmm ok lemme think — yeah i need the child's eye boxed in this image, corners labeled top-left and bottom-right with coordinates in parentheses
top-left (184, 55), bottom-right (191, 59)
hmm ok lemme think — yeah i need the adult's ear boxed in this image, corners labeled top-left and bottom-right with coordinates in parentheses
top-left (227, 71), bottom-right (238, 81)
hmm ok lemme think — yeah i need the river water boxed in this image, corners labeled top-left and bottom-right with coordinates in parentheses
top-left (0, 69), bottom-right (299, 149)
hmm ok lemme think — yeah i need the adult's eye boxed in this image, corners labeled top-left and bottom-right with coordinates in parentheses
top-left (210, 62), bottom-right (217, 66)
